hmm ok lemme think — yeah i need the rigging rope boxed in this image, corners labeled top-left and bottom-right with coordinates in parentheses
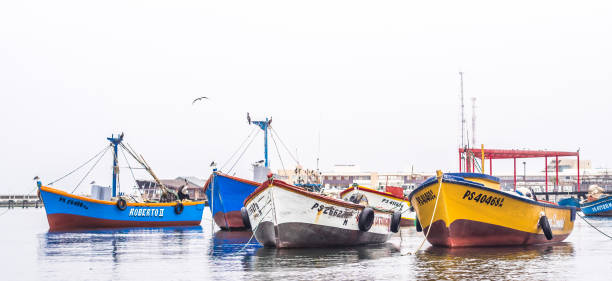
top-left (227, 129), bottom-right (261, 175)
top-left (270, 127), bottom-right (300, 165)
top-left (120, 146), bottom-right (144, 199)
top-left (577, 211), bottom-right (612, 239)
top-left (403, 172), bottom-right (444, 255)
top-left (47, 145), bottom-right (111, 186)
top-left (220, 126), bottom-right (258, 172)
top-left (270, 132), bottom-right (286, 176)
top-left (71, 146), bottom-right (110, 194)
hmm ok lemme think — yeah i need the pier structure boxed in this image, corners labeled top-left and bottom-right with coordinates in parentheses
top-left (0, 194), bottom-right (43, 208)
top-left (459, 148), bottom-right (584, 200)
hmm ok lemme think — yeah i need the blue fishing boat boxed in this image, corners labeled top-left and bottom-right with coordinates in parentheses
top-left (558, 197), bottom-right (581, 210)
top-left (203, 115), bottom-right (271, 230)
top-left (581, 196), bottom-right (612, 216)
top-left (204, 171), bottom-right (260, 229)
top-left (38, 134), bottom-right (206, 231)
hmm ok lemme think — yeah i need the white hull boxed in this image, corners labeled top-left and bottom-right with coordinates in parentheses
top-left (340, 186), bottom-right (415, 225)
top-left (245, 180), bottom-right (393, 248)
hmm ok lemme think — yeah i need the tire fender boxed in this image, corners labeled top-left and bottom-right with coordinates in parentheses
top-left (116, 198), bottom-right (127, 211)
top-left (174, 202), bottom-right (184, 215)
top-left (358, 207), bottom-right (375, 232)
top-left (390, 211), bottom-right (402, 233)
top-left (415, 217), bottom-right (422, 232)
top-left (241, 207), bottom-right (251, 229)
top-left (539, 215), bottom-right (553, 240)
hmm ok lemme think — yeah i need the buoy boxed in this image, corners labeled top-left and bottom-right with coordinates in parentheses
top-left (240, 207), bottom-right (251, 229)
top-left (174, 202), bottom-right (184, 214)
top-left (390, 211), bottom-right (402, 233)
top-left (116, 198), bottom-right (127, 211)
top-left (539, 215), bottom-right (553, 240)
top-left (358, 207), bottom-right (375, 231)
top-left (415, 217), bottom-right (422, 232)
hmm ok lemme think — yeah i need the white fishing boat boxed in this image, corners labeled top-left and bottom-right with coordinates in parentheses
top-left (340, 184), bottom-right (416, 227)
top-left (242, 175), bottom-right (401, 248)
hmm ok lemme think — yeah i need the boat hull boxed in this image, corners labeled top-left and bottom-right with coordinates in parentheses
top-left (340, 186), bottom-right (416, 227)
top-left (40, 185), bottom-right (205, 231)
top-left (204, 172), bottom-right (259, 229)
top-left (581, 196), bottom-right (612, 216)
top-left (244, 179), bottom-right (393, 248)
top-left (408, 173), bottom-right (575, 248)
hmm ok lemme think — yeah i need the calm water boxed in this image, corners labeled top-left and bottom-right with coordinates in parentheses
top-left (1, 208), bottom-right (611, 280)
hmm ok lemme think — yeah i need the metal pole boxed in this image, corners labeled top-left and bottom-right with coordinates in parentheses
top-left (112, 143), bottom-right (118, 197)
top-left (577, 152), bottom-right (580, 192)
top-left (264, 118), bottom-right (269, 168)
top-left (545, 156), bottom-right (548, 195)
top-left (514, 158), bottom-right (517, 191)
top-left (555, 155), bottom-right (559, 187)
top-left (460, 72), bottom-right (465, 149)
top-left (459, 150), bottom-right (462, 172)
top-left (489, 157), bottom-right (492, 176)
top-left (523, 161), bottom-right (526, 187)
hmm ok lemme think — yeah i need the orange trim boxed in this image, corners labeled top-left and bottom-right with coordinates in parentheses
top-left (245, 179), bottom-right (393, 213)
top-left (203, 171), bottom-right (260, 192)
top-left (340, 186), bottom-right (408, 202)
top-left (40, 185), bottom-right (205, 206)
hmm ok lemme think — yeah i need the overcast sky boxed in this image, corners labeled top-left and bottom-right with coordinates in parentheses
top-left (1, 0), bottom-right (611, 194)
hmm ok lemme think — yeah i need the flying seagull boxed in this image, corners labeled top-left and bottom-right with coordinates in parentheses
top-left (192, 96), bottom-right (209, 105)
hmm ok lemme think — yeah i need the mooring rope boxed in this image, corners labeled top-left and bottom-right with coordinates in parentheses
top-left (577, 212), bottom-right (612, 240)
top-left (220, 196), bottom-right (274, 257)
top-left (403, 172), bottom-right (444, 255)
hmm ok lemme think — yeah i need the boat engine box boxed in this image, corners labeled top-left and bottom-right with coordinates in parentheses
top-left (91, 185), bottom-right (111, 201)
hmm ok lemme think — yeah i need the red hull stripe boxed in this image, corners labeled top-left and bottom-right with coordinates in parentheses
top-left (245, 179), bottom-right (393, 213)
top-left (213, 210), bottom-right (248, 229)
top-left (47, 213), bottom-right (201, 231)
top-left (339, 186), bottom-right (407, 201)
top-left (424, 219), bottom-right (570, 247)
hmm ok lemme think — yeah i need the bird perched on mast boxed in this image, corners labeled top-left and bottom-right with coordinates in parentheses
top-left (247, 112), bottom-right (251, 124)
top-left (192, 96), bottom-right (209, 105)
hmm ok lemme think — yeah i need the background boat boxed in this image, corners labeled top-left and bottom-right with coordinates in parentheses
top-left (409, 172), bottom-right (576, 247)
top-left (339, 185), bottom-right (415, 226)
top-left (38, 133), bottom-right (205, 231)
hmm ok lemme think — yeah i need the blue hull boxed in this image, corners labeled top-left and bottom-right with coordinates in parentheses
top-left (40, 185), bottom-right (205, 231)
top-left (204, 172), bottom-right (260, 229)
top-left (581, 196), bottom-right (612, 216)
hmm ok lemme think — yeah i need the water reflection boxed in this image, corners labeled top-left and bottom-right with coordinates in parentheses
top-left (414, 243), bottom-right (575, 280)
top-left (40, 226), bottom-right (203, 259)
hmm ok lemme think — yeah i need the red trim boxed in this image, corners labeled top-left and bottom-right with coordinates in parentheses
top-left (47, 213), bottom-right (201, 231)
top-left (245, 179), bottom-right (389, 212)
top-left (203, 172), bottom-right (260, 192)
top-left (459, 148), bottom-right (579, 159)
top-left (424, 219), bottom-right (570, 247)
top-left (213, 210), bottom-right (246, 229)
top-left (339, 186), bottom-right (407, 201)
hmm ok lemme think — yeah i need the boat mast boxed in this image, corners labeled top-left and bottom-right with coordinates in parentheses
top-left (459, 72), bottom-right (465, 149)
top-left (251, 117), bottom-right (272, 168)
top-left (107, 133), bottom-right (124, 198)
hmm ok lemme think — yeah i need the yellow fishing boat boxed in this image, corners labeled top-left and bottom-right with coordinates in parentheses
top-left (408, 172), bottom-right (576, 247)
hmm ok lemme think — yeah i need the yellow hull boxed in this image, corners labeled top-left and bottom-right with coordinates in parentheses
top-left (409, 173), bottom-right (576, 247)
